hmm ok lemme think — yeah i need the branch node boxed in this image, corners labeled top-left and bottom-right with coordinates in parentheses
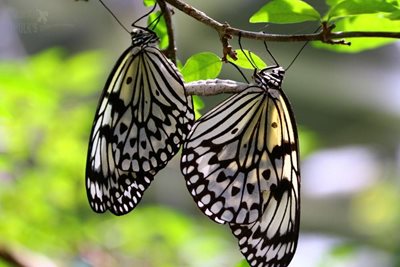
top-left (220, 23), bottom-right (237, 62)
top-left (321, 21), bottom-right (351, 46)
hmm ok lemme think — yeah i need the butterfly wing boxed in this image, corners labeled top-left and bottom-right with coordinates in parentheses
top-left (182, 86), bottom-right (284, 224)
top-left (229, 87), bottom-right (300, 267)
top-left (86, 44), bottom-right (193, 215)
top-left (112, 46), bottom-right (194, 174)
top-left (86, 47), bottom-right (144, 214)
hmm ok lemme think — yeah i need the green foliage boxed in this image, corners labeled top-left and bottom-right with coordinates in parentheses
top-left (143, 0), bottom-right (156, 7)
top-left (327, 0), bottom-right (399, 20)
top-left (181, 52), bottom-right (222, 82)
top-left (235, 259), bottom-right (251, 267)
top-left (227, 49), bottom-right (267, 70)
top-left (0, 48), bottom-right (236, 267)
top-left (192, 95), bottom-right (205, 120)
top-left (321, 0), bottom-right (400, 52)
top-left (326, 0), bottom-right (346, 6)
top-left (313, 13), bottom-right (400, 52)
top-left (386, 9), bottom-right (400, 19)
top-left (298, 126), bottom-right (320, 158)
top-left (148, 11), bottom-right (169, 49)
top-left (248, 0), bottom-right (400, 52)
top-left (180, 52), bottom-right (222, 119)
top-left (0, 48), bottom-right (103, 254)
top-left (250, 0), bottom-right (321, 24)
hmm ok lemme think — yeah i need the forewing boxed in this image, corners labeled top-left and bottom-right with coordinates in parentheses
top-left (229, 88), bottom-right (300, 267)
top-left (112, 46), bottom-right (194, 174)
top-left (86, 48), bottom-right (153, 214)
top-left (181, 86), bottom-right (280, 224)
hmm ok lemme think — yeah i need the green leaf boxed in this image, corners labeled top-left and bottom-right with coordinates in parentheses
top-left (228, 49), bottom-right (267, 70)
top-left (385, 9), bottom-right (400, 19)
top-left (314, 13), bottom-right (400, 52)
top-left (249, 0), bottom-right (321, 24)
top-left (181, 52), bottom-right (222, 82)
top-left (148, 12), bottom-right (169, 49)
top-left (298, 126), bottom-right (320, 158)
top-left (235, 259), bottom-right (251, 267)
top-left (328, 0), bottom-right (399, 20)
top-left (326, 0), bottom-right (346, 7)
top-left (192, 95), bottom-right (204, 119)
top-left (143, 0), bottom-right (156, 7)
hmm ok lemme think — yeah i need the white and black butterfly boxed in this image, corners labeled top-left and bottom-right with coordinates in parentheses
top-left (181, 62), bottom-right (300, 266)
top-left (86, 11), bottom-right (194, 215)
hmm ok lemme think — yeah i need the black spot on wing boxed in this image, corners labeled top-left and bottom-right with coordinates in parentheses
top-left (140, 141), bottom-right (147, 149)
top-left (270, 141), bottom-right (296, 159)
top-left (108, 91), bottom-right (126, 115)
top-left (129, 138), bottom-right (135, 147)
top-left (216, 172), bottom-right (228, 183)
top-left (119, 123), bottom-right (128, 134)
top-left (262, 169), bottom-right (271, 180)
top-left (246, 184), bottom-right (255, 194)
top-left (231, 186), bottom-right (241, 196)
top-left (270, 178), bottom-right (292, 201)
top-left (99, 124), bottom-right (112, 138)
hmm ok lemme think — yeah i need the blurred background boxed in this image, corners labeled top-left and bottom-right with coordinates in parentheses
top-left (0, 0), bottom-right (400, 266)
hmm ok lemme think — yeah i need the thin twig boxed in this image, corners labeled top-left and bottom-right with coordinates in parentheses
top-left (163, 0), bottom-right (400, 43)
top-left (157, 0), bottom-right (177, 64)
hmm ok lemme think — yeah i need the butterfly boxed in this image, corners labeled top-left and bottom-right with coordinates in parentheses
top-left (181, 64), bottom-right (300, 266)
top-left (86, 11), bottom-right (194, 215)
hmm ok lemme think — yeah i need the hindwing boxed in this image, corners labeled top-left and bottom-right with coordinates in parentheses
top-left (229, 87), bottom-right (300, 267)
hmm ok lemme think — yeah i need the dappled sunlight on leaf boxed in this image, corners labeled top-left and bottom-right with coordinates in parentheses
top-left (327, 0), bottom-right (399, 21)
top-left (227, 49), bottom-right (267, 70)
top-left (250, 0), bottom-right (321, 24)
top-left (314, 14), bottom-right (400, 52)
top-left (0, 47), bottom-right (240, 267)
top-left (235, 259), bottom-right (251, 267)
top-left (181, 52), bottom-right (222, 82)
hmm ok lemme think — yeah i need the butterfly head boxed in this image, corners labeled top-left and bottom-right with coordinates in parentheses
top-left (130, 28), bottom-right (159, 47)
top-left (254, 66), bottom-right (285, 90)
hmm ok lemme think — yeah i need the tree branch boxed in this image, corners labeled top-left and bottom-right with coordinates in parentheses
top-left (163, 0), bottom-right (400, 56)
top-left (157, 0), bottom-right (177, 64)
top-left (185, 79), bottom-right (249, 96)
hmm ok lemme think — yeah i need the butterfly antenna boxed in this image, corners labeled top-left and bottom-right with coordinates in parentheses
top-left (286, 25), bottom-right (322, 71)
top-left (132, 3), bottom-right (158, 27)
top-left (248, 52), bottom-right (259, 69)
top-left (238, 32), bottom-right (257, 70)
top-left (147, 9), bottom-right (164, 31)
top-left (263, 40), bottom-right (279, 67)
top-left (98, 0), bottom-right (130, 34)
top-left (227, 61), bottom-right (250, 84)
